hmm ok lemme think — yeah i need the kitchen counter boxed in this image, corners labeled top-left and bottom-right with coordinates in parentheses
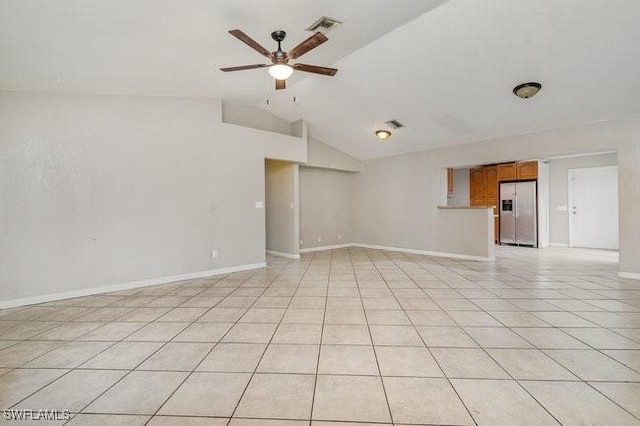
top-left (433, 206), bottom-right (496, 261)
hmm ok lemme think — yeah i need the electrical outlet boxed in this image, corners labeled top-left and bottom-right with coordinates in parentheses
top-left (211, 250), bottom-right (218, 259)
top-left (338, 234), bottom-right (342, 240)
top-left (318, 237), bottom-right (322, 243)
top-left (300, 239), bottom-right (303, 246)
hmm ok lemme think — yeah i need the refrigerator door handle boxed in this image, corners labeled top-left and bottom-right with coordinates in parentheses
top-left (514, 194), bottom-right (519, 218)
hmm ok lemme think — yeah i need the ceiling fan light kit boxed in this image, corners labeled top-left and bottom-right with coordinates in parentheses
top-left (268, 64), bottom-right (293, 80)
top-left (221, 29), bottom-right (338, 90)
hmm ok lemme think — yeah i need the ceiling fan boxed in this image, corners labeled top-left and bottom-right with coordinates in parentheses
top-left (220, 29), bottom-right (338, 90)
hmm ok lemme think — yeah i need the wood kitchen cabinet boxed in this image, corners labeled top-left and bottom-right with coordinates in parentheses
top-left (470, 197), bottom-right (486, 207)
top-left (517, 161), bottom-right (538, 180)
top-left (447, 168), bottom-right (454, 196)
top-left (498, 163), bottom-right (517, 181)
top-left (470, 160), bottom-right (539, 245)
top-left (485, 166), bottom-right (498, 197)
top-left (470, 168), bottom-right (486, 198)
top-left (470, 166), bottom-right (499, 242)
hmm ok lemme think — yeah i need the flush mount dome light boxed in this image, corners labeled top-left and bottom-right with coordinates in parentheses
top-left (375, 129), bottom-right (392, 140)
top-left (268, 63), bottom-right (294, 80)
top-left (513, 82), bottom-right (542, 99)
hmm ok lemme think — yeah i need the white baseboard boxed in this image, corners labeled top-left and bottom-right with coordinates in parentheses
top-left (549, 243), bottom-right (570, 247)
top-left (299, 243), bottom-right (352, 253)
top-left (266, 250), bottom-right (300, 259)
top-left (300, 242), bottom-right (493, 261)
top-left (0, 262), bottom-right (267, 310)
top-left (618, 271), bottom-right (640, 281)
top-left (353, 243), bottom-right (495, 262)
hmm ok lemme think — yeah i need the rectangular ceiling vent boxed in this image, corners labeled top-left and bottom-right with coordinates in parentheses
top-left (385, 119), bottom-right (405, 129)
top-left (306, 16), bottom-right (342, 32)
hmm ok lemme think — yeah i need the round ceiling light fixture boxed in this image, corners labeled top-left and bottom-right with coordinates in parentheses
top-left (513, 82), bottom-right (542, 99)
top-left (375, 129), bottom-right (392, 140)
top-left (268, 63), bottom-right (294, 80)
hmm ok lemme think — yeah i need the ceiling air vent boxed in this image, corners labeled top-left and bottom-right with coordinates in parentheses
top-left (306, 16), bottom-right (342, 32)
top-left (385, 119), bottom-right (404, 129)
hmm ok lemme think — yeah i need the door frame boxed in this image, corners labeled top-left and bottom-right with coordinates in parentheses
top-left (567, 165), bottom-right (618, 249)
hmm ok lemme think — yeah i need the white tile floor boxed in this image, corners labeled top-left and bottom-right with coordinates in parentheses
top-left (1, 246), bottom-right (639, 425)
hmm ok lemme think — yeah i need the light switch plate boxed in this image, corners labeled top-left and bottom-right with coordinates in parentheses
top-left (255, 201), bottom-right (264, 209)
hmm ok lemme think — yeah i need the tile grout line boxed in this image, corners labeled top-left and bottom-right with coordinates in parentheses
top-left (363, 247), bottom-right (479, 426)
top-left (394, 250), bottom-right (640, 423)
top-left (222, 254), bottom-right (313, 425)
top-left (0, 247), bottom-right (638, 424)
top-left (350, 247), bottom-right (396, 425)
top-left (144, 263), bottom-right (288, 424)
top-left (417, 250), bottom-right (640, 421)
top-left (142, 271), bottom-right (270, 425)
top-left (64, 274), bottom-right (251, 423)
top-left (4, 288), bottom-right (195, 418)
top-left (407, 249), bottom-right (640, 422)
top-left (308, 249), bottom-right (331, 426)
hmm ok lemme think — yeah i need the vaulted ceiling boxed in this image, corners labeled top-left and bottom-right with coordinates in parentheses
top-left (2, 0), bottom-right (639, 159)
top-left (0, 0), bottom-right (445, 99)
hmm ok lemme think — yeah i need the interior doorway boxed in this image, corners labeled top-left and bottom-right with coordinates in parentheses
top-left (568, 166), bottom-right (618, 250)
top-left (264, 159), bottom-right (300, 259)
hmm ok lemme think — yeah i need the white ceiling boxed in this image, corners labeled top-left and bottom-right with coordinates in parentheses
top-left (267, 0), bottom-right (640, 159)
top-left (2, 0), bottom-right (640, 160)
top-left (0, 0), bottom-right (445, 100)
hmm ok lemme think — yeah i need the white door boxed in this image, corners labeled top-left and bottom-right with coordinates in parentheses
top-left (568, 166), bottom-right (618, 250)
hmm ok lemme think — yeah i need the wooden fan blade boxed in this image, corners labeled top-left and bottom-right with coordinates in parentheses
top-left (220, 64), bottom-right (269, 72)
top-left (276, 79), bottom-right (286, 90)
top-left (293, 63), bottom-right (338, 76)
top-left (229, 29), bottom-right (273, 59)
top-left (287, 32), bottom-right (328, 60)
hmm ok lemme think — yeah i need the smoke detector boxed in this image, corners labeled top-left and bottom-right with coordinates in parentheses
top-left (385, 119), bottom-right (405, 129)
top-left (306, 16), bottom-right (342, 32)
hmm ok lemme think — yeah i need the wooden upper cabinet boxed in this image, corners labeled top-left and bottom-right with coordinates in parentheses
top-left (485, 166), bottom-right (498, 197)
top-left (447, 168), bottom-right (454, 196)
top-left (470, 197), bottom-right (486, 207)
top-left (498, 163), bottom-right (517, 181)
top-left (517, 161), bottom-right (538, 180)
top-left (469, 168), bottom-right (486, 199)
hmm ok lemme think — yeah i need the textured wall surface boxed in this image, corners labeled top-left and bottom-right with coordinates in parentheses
top-left (299, 167), bottom-right (356, 250)
top-left (0, 91), bottom-right (306, 302)
top-left (265, 160), bottom-right (298, 256)
top-left (547, 153), bottom-right (618, 245)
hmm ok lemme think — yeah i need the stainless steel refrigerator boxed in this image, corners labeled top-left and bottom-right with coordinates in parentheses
top-left (500, 181), bottom-right (538, 247)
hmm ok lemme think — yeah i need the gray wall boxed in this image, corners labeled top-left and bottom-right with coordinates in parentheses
top-left (306, 137), bottom-right (363, 172)
top-left (299, 167), bottom-right (356, 250)
top-left (265, 160), bottom-right (299, 256)
top-left (222, 104), bottom-right (293, 136)
top-left (548, 153), bottom-right (618, 246)
top-left (0, 91), bottom-right (307, 304)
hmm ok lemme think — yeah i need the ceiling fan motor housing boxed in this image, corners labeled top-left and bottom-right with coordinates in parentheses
top-left (271, 30), bottom-right (286, 42)
top-left (271, 31), bottom-right (287, 60)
